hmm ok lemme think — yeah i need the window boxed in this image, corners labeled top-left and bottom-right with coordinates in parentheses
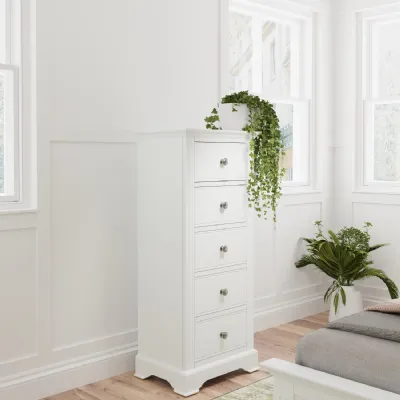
top-left (0, 0), bottom-right (19, 201)
top-left (227, 0), bottom-right (313, 185)
top-left (229, 11), bottom-right (252, 93)
top-left (362, 13), bottom-right (400, 186)
top-left (270, 38), bottom-right (276, 81)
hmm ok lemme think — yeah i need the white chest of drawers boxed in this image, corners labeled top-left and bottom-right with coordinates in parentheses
top-left (135, 129), bottom-right (259, 396)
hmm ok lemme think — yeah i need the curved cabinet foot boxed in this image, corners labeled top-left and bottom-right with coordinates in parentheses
top-left (173, 385), bottom-right (200, 397)
top-left (134, 355), bottom-right (152, 380)
top-left (135, 350), bottom-right (259, 397)
top-left (241, 349), bottom-right (260, 374)
top-left (243, 366), bottom-right (261, 373)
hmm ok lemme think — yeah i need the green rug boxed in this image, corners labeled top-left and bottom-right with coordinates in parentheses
top-left (217, 377), bottom-right (274, 399)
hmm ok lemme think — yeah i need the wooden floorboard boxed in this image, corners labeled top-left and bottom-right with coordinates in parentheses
top-left (44, 311), bottom-right (329, 400)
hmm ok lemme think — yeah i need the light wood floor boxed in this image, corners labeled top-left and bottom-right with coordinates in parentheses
top-left (44, 312), bottom-right (329, 400)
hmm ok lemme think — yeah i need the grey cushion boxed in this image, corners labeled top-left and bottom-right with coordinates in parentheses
top-left (327, 311), bottom-right (400, 342)
top-left (296, 328), bottom-right (400, 394)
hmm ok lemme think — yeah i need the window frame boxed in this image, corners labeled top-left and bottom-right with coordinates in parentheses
top-left (0, 62), bottom-right (20, 201)
top-left (358, 8), bottom-right (400, 190)
top-left (0, 0), bottom-right (20, 203)
top-left (270, 38), bottom-right (276, 81)
top-left (220, 0), bottom-right (315, 189)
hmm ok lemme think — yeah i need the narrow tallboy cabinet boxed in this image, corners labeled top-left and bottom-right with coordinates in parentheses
top-left (135, 129), bottom-right (259, 396)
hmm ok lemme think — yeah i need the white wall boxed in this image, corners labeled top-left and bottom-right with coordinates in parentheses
top-left (333, 0), bottom-right (400, 305)
top-left (1, 1), bottom-right (221, 398)
top-left (252, 0), bottom-right (333, 331)
top-left (0, 0), bottom-right (332, 398)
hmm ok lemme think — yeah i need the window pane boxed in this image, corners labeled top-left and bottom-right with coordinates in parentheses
top-left (229, 12), bottom-right (252, 93)
top-left (228, 10), bottom-right (297, 98)
top-left (0, 0), bottom-right (7, 64)
top-left (377, 21), bottom-right (400, 98)
top-left (262, 22), bottom-right (277, 88)
top-left (0, 73), bottom-right (4, 194)
top-left (374, 103), bottom-right (400, 181)
top-left (282, 25), bottom-right (292, 98)
top-left (262, 23), bottom-right (292, 98)
top-left (275, 103), bottom-right (294, 181)
top-left (0, 69), bottom-right (15, 196)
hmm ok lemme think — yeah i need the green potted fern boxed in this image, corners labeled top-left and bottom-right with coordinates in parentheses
top-left (296, 221), bottom-right (399, 322)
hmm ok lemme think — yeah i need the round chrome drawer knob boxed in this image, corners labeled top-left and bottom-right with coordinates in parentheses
top-left (220, 202), bottom-right (229, 210)
top-left (220, 332), bottom-right (229, 340)
top-left (220, 158), bottom-right (229, 166)
top-left (220, 245), bottom-right (229, 253)
top-left (220, 288), bottom-right (229, 296)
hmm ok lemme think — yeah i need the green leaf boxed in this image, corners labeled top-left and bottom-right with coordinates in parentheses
top-left (334, 292), bottom-right (339, 314)
top-left (368, 244), bottom-right (389, 253)
top-left (328, 231), bottom-right (340, 246)
top-left (324, 281), bottom-right (338, 303)
top-left (340, 287), bottom-right (347, 306)
top-left (356, 267), bottom-right (399, 299)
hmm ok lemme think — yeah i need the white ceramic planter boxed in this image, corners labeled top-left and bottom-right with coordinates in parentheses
top-left (218, 103), bottom-right (249, 131)
top-left (329, 286), bottom-right (364, 322)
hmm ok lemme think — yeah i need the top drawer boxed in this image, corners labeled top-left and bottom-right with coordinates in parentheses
top-left (195, 142), bottom-right (248, 182)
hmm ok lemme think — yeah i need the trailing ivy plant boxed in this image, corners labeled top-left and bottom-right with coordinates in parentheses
top-left (205, 107), bottom-right (220, 130)
top-left (205, 91), bottom-right (285, 221)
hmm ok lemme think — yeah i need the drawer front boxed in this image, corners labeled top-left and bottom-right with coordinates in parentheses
top-left (195, 312), bottom-right (247, 361)
top-left (195, 142), bottom-right (248, 182)
top-left (195, 229), bottom-right (247, 270)
top-left (195, 269), bottom-right (247, 315)
top-left (195, 185), bottom-right (247, 226)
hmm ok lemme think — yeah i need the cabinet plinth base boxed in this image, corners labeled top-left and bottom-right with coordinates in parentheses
top-left (135, 350), bottom-right (259, 397)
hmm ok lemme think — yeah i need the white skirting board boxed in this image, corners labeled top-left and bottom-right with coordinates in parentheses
top-left (0, 296), bottom-right (328, 400)
top-left (254, 294), bottom-right (328, 333)
top-left (1, 295), bottom-right (328, 400)
top-left (0, 343), bottom-right (137, 400)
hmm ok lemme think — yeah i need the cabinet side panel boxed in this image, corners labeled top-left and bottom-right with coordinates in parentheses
top-left (137, 137), bottom-right (183, 370)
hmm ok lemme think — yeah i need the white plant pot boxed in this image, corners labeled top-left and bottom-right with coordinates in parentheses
top-left (329, 286), bottom-right (364, 322)
top-left (218, 104), bottom-right (249, 131)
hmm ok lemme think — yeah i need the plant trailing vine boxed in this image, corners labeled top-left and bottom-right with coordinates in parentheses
top-left (205, 91), bottom-right (285, 221)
